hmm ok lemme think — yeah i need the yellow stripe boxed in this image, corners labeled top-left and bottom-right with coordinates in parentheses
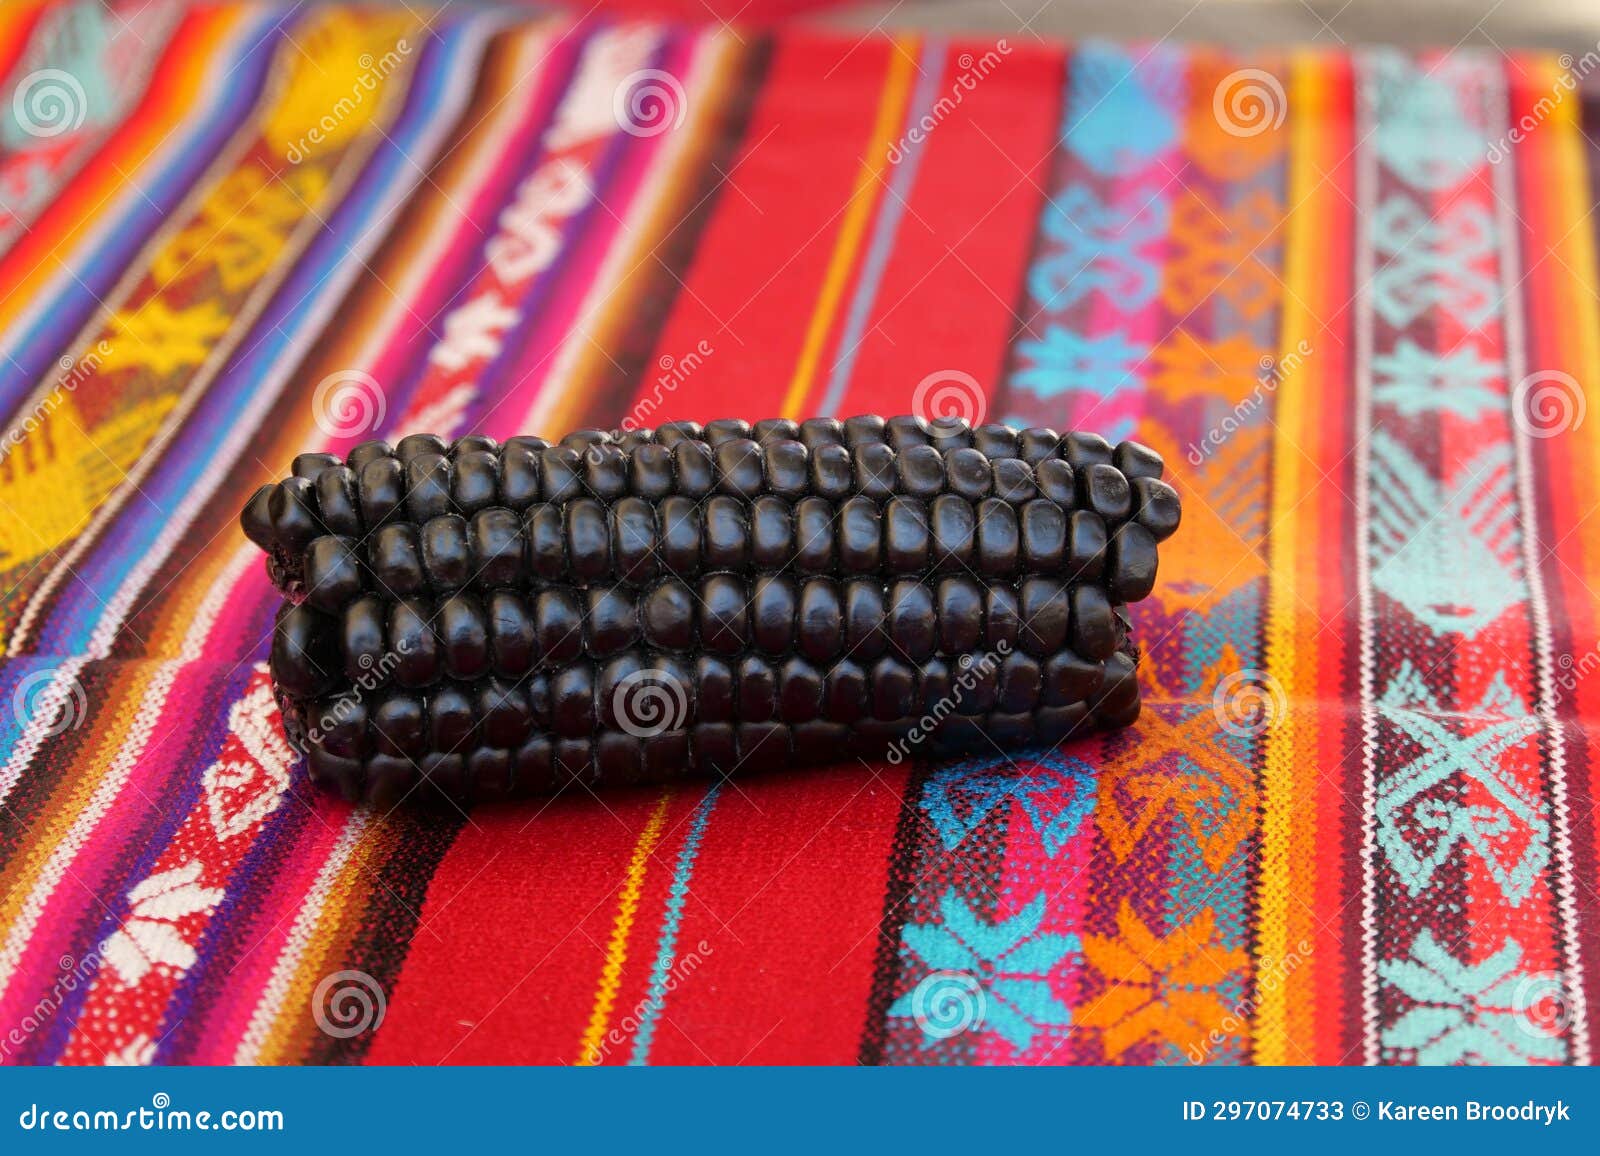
top-left (1545, 54), bottom-right (1600, 1067)
top-left (574, 790), bottom-right (673, 1065)
top-left (1256, 52), bottom-right (1323, 1065)
top-left (777, 37), bottom-right (918, 420)
top-left (1546, 57), bottom-right (1600, 465)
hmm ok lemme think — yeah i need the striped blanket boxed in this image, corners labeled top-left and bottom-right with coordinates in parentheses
top-left (0, 0), bottom-right (1596, 1066)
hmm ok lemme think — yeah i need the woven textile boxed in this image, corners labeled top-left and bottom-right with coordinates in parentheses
top-left (0, 0), bottom-right (1596, 1067)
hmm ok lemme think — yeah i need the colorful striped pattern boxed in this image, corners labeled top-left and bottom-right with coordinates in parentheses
top-left (0, 3), bottom-right (1597, 1066)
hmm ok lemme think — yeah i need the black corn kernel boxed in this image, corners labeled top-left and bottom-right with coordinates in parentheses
top-left (420, 515), bottom-right (470, 591)
top-left (1132, 477), bottom-right (1181, 541)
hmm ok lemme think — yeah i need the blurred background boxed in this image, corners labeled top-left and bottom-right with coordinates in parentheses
top-left (564, 0), bottom-right (1600, 50)
top-left (824, 0), bottom-right (1600, 48)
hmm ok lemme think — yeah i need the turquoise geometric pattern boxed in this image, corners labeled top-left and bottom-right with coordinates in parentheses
top-left (1368, 431), bottom-right (1522, 638)
top-left (1370, 52), bottom-right (1488, 193)
top-left (1371, 339), bottom-right (1505, 420)
top-left (1028, 183), bottom-right (1167, 311)
top-left (920, 751), bottom-right (1097, 858)
top-left (1369, 196), bottom-right (1498, 328)
top-left (889, 890), bottom-right (1077, 1053)
top-left (1378, 930), bottom-right (1568, 1064)
top-left (1062, 43), bottom-right (1179, 176)
top-left (1011, 326), bottom-right (1145, 399)
top-left (1373, 662), bottom-right (1547, 905)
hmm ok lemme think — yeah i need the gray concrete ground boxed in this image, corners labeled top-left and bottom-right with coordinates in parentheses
top-left (818, 0), bottom-right (1600, 51)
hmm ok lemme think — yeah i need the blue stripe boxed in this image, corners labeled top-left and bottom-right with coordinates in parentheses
top-left (629, 783), bottom-right (722, 1065)
top-left (813, 39), bottom-right (945, 418)
top-left (0, 11), bottom-right (282, 415)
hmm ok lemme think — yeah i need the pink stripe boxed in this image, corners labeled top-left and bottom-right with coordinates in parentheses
top-left (0, 567), bottom-right (268, 1041)
top-left (47, 31), bottom-right (576, 1061)
top-left (360, 30), bottom-right (585, 423)
top-left (180, 804), bottom-right (355, 1065)
top-left (492, 36), bottom-right (698, 426)
top-left (977, 758), bottom-right (1094, 1065)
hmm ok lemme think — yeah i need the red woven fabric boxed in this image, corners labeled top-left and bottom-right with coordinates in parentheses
top-left (1, 1), bottom-right (1596, 1067)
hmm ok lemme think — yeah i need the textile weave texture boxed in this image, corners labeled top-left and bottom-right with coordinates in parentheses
top-left (0, 0), bottom-right (1596, 1066)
